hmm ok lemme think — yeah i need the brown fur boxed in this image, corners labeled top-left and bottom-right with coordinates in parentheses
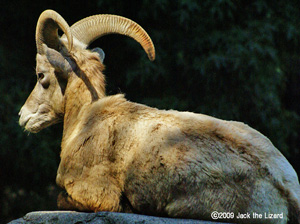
top-left (19, 39), bottom-right (300, 224)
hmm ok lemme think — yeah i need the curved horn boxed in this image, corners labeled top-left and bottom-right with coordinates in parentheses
top-left (70, 15), bottom-right (155, 61)
top-left (36, 10), bottom-right (73, 54)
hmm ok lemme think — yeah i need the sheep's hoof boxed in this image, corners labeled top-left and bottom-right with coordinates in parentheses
top-left (57, 191), bottom-right (89, 212)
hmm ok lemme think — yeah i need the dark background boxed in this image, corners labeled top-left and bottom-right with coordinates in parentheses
top-left (1, 0), bottom-right (300, 222)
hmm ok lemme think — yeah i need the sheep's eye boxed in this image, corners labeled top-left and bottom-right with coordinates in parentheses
top-left (38, 73), bottom-right (50, 88)
top-left (38, 73), bottom-right (44, 80)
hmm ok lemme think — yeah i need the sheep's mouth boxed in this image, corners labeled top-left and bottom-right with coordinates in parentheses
top-left (19, 111), bottom-right (60, 133)
top-left (19, 114), bottom-right (31, 129)
top-left (19, 115), bottom-right (38, 133)
top-left (19, 104), bottom-right (63, 133)
top-left (28, 116), bottom-right (60, 133)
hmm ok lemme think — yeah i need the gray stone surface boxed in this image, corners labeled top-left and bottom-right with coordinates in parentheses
top-left (8, 211), bottom-right (232, 224)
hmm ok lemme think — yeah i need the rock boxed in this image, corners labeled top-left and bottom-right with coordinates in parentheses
top-left (8, 211), bottom-right (232, 224)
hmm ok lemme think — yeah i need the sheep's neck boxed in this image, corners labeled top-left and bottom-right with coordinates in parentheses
top-left (62, 69), bottom-right (105, 141)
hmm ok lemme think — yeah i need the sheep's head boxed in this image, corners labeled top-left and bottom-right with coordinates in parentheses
top-left (19, 9), bottom-right (155, 133)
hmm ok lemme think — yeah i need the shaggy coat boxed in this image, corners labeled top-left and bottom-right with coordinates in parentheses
top-left (18, 10), bottom-right (300, 224)
top-left (53, 50), bottom-right (299, 224)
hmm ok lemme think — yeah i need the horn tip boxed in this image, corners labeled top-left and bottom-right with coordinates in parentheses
top-left (147, 49), bottom-right (155, 61)
top-left (149, 56), bottom-right (155, 61)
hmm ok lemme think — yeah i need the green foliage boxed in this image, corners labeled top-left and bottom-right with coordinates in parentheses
top-left (1, 0), bottom-right (300, 222)
top-left (122, 0), bottom-right (300, 156)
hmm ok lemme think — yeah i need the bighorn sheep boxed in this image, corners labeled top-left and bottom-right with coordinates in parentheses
top-left (19, 10), bottom-right (300, 223)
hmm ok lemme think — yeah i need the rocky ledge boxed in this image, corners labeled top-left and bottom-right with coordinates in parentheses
top-left (8, 211), bottom-right (232, 224)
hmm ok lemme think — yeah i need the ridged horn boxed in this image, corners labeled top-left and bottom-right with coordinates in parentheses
top-left (70, 15), bottom-right (155, 61)
top-left (36, 10), bottom-right (73, 54)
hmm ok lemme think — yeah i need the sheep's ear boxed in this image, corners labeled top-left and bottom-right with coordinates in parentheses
top-left (92, 48), bottom-right (105, 63)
